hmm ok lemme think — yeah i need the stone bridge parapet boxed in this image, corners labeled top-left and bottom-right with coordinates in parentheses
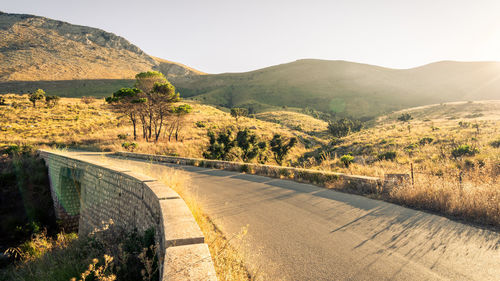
top-left (38, 149), bottom-right (217, 281)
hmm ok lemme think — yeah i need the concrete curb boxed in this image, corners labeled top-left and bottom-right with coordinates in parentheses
top-left (38, 149), bottom-right (217, 281)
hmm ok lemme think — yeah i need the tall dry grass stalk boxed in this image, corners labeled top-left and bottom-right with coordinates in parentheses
top-left (390, 166), bottom-right (500, 226)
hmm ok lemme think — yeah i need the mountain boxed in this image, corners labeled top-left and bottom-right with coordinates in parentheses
top-left (1, 12), bottom-right (499, 118)
top-left (171, 59), bottom-right (500, 119)
top-left (0, 11), bottom-right (203, 81)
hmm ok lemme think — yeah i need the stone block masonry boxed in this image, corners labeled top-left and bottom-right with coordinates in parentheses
top-left (38, 150), bottom-right (217, 281)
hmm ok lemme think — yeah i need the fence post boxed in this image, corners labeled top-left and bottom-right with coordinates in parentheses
top-left (410, 163), bottom-right (414, 187)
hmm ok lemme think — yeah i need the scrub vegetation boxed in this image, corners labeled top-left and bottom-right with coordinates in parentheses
top-left (1, 82), bottom-right (499, 280)
top-left (1, 91), bottom-right (500, 227)
top-left (0, 147), bottom-right (159, 281)
top-left (1, 223), bottom-right (159, 281)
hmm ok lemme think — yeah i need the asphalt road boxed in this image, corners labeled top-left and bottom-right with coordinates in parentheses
top-left (71, 152), bottom-right (500, 281)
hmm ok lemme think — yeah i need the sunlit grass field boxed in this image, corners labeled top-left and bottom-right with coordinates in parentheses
top-left (1, 94), bottom-right (499, 226)
top-left (0, 94), bottom-right (314, 160)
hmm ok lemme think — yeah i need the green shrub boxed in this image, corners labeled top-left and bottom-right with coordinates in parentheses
top-left (203, 129), bottom-right (236, 161)
top-left (230, 108), bottom-right (248, 122)
top-left (464, 159), bottom-right (475, 168)
top-left (340, 154), bottom-right (354, 167)
top-left (451, 145), bottom-right (478, 158)
top-left (419, 137), bottom-right (434, 145)
top-left (195, 121), bottom-right (206, 128)
top-left (1, 227), bottom-right (158, 281)
top-left (378, 151), bottom-right (397, 161)
top-left (240, 164), bottom-right (249, 173)
top-left (236, 128), bottom-right (266, 162)
top-left (328, 138), bottom-right (344, 146)
top-left (29, 89), bottom-right (45, 108)
top-left (270, 134), bottom-right (297, 166)
top-left (327, 118), bottom-right (363, 138)
top-left (458, 121), bottom-right (470, 128)
top-left (2, 144), bottom-right (21, 155)
top-left (397, 113), bottom-right (412, 122)
top-left (279, 168), bottom-right (290, 177)
top-left (45, 95), bottom-right (60, 108)
top-left (117, 133), bottom-right (128, 140)
top-left (404, 143), bottom-right (419, 155)
top-left (121, 142), bottom-right (138, 151)
top-left (490, 140), bottom-right (500, 148)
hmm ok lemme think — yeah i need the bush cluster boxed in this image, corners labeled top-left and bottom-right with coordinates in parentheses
top-left (327, 118), bottom-right (363, 138)
top-left (340, 154), bottom-right (354, 167)
top-left (121, 142), bottom-right (138, 151)
top-left (1, 227), bottom-right (158, 281)
top-left (377, 151), bottom-right (397, 161)
top-left (419, 137), bottom-right (433, 145)
top-left (203, 128), bottom-right (296, 165)
top-left (451, 145), bottom-right (479, 158)
top-left (397, 113), bottom-right (412, 122)
top-left (490, 139), bottom-right (500, 148)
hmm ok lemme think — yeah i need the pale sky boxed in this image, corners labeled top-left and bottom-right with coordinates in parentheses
top-left (3, 0), bottom-right (500, 73)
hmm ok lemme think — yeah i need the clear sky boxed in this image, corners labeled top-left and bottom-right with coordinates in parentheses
top-left (3, 0), bottom-right (500, 73)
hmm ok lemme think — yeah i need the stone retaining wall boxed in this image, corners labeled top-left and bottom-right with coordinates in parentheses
top-left (38, 150), bottom-right (217, 281)
top-left (114, 152), bottom-right (386, 194)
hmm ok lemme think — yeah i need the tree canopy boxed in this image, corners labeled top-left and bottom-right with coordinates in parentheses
top-left (106, 72), bottom-right (185, 142)
top-left (327, 118), bottom-right (363, 138)
top-left (270, 134), bottom-right (297, 166)
top-left (230, 108), bottom-right (248, 122)
top-left (29, 89), bottom-right (45, 108)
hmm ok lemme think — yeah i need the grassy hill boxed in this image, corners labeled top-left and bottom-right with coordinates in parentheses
top-left (255, 110), bottom-right (328, 137)
top-left (172, 59), bottom-right (500, 119)
top-left (2, 11), bottom-right (500, 120)
top-left (1, 94), bottom-right (499, 227)
top-left (0, 95), bottom-right (318, 160)
top-left (301, 100), bottom-right (500, 226)
top-left (0, 12), bottom-right (203, 83)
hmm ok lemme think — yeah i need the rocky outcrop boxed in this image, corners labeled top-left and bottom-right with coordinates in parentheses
top-left (0, 12), bottom-right (204, 81)
top-left (153, 57), bottom-right (205, 77)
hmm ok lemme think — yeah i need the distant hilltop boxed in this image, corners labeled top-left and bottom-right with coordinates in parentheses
top-left (1, 11), bottom-right (500, 119)
top-left (0, 11), bottom-right (204, 81)
top-left (170, 59), bottom-right (500, 118)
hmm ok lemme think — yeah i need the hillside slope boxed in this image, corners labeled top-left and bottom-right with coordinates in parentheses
top-left (172, 59), bottom-right (500, 118)
top-left (0, 12), bottom-right (202, 81)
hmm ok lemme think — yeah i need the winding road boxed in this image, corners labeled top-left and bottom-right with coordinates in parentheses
top-left (70, 151), bottom-right (499, 281)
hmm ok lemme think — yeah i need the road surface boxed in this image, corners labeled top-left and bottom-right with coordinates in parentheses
top-left (70, 151), bottom-right (500, 281)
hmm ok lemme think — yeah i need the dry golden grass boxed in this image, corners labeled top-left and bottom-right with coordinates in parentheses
top-left (310, 101), bottom-right (500, 176)
top-left (4, 231), bottom-right (78, 263)
top-left (384, 100), bottom-right (500, 121)
top-left (173, 189), bottom-right (253, 281)
top-left (0, 94), bottom-right (123, 146)
top-left (390, 171), bottom-right (500, 226)
top-left (256, 110), bottom-right (329, 136)
top-left (0, 95), bottom-right (317, 166)
top-left (3, 95), bottom-right (499, 226)
top-left (303, 101), bottom-right (500, 226)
